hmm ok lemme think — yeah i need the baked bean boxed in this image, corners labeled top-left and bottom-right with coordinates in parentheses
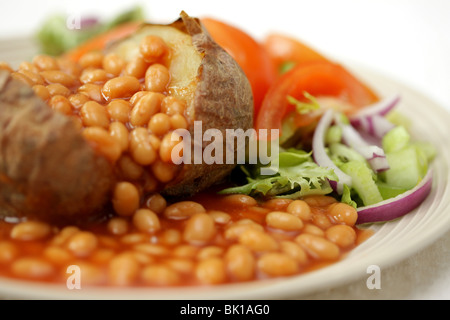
top-left (82, 126), bottom-right (121, 163)
top-left (11, 258), bottom-right (54, 279)
top-left (129, 127), bottom-right (157, 165)
top-left (222, 194), bottom-right (258, 207)
top-left (196, 257), bottom-right (226, 284)
top-left (78, 83), bottom-right (104, 102)
top-left (266, 211), bottom-right (304, 231)
top-left (20, 70), bottom-right (44, 85)
top-left (225, 245), bottom-right (255, 281)
top-left (183, 213), bottom-right (216, 244)
top-left (149, 113), bottom-right (171, 136)
top-left (257, 252), bottom-right (298, 276)
top-left (90, 248), bottom-right (116, 264)
top-left (133, 209), bottom-right (161, 233)
top-left (145, 63), bottom-right (170, 92)
top-left (312, 212), bottom-right (333, 230)
top-left (224, 220), bottom-right (264, 240)
top-left (197, 246), bottom-right (223, 260)
top-left (130, 92), bottom-right (164, 126)
top-left (328, 203), bottom-right (358, 226)
top-left (51, 226), bottom-right (80, 246)
top-left (124, 56), bottom-right (149, 79)
top-left (173, 245), bottom-right (198, 258)
top-left (18, 61), bottom-right (40, 73)
top-left (0, 241), bottom-right (18, 264)
top-left (11, 72), bottom-right (34, 86)
top-left (262, 198), bottom-right (293, 211)
top-left (286, 200), bottom-right (312, 221)
top-left (280, 241), bottom-right (308, 264)
top-left (109, 121), bottom-right (129, 151)
top-left (325, 225), bottom-right (357, 248)
top-left (207, 210), bottom-right (231, 224)
top-left (164, 201), bottom-right (206, 220)
top-left (142, 172), bottom-right (158, 193)
top-left (134, 243), bottom-right (169, 257)
top-left (140, 35), bottom-right (168, 62)
top-left (32, 54), bottom-right (59, 71)
top-left (46, 83), bottom-right (71, 97)
top-left (68, 93), bottom-right (90, 109)
top-left (159, 131), bottom-right (182, 163)
top-left (238, 229), bottom-right (279, 252)
top-left (10, 221), bottom-right (51, 241)
top-left (117, 155), bottom-right (144, 180)
top-left (75, 262), bottom-right (106, 285)
top-left (151, 159), bottom-right (178, 183)
top-left (120, 233), bottom-right (149, 245)
top-left (57, 58), bottom-right (82, 77)
top-left (165, 258), bottom-right (194, 274)
top-left (43, 246), bottom-right (72, 265)
top-left (0, 61), bottom-right (14, 72)
top-left (302, 223), bottom-right (325, 237)
top-left (304, 195), bottom-right (337, 207)
top-left (107, 99), bottom-right (131, 123)
top-left (107, 217), bottom-right (129, 236)
top-left (169, 113), bottom-right (188, 130)
top-left (161, 96), bottom-right (185, 115)
top-left (148, 134), bottom-right (161, 150)
top-left (48, 95), bottom-right (72, 115)
top-left (141, 265), bottom-right (180, 286)
top-left (160, 229), bottom-right (182, 246)
top-left (295, 233), bottom-right (340, 260)
top-left (108, 253), bottom-right (140, 286)
top-left (112, 182), bottom-right (140, 217)
top-left (79, 51), bottom-right (104, 69)
top-left (129, 91), bottom-right (148, 105)
top-left (80, 68), bottom-right (109, 84)
top-left (66, 231), bottom-right (98, 258)
top-left (145, 193), bottom-right (167, 215)
top-left (32, 84), bottom-right (50, 101)
top-left (102, 53), bottom-right (125, 76)
top-left (102, 76), bottom-right (141, 101)
top-left (40, 70), bottom-right (76, 87)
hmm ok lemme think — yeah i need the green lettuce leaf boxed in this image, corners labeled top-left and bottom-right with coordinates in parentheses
top-left (219, 149), bottom-right (338, 199)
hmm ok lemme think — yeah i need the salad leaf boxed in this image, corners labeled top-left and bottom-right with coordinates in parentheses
top-left (219, 149), bottom-right (338, 198)
top-left (287, 91), bottom-right (320, 114)
top-left (36, 6), bottom-right (144, 55)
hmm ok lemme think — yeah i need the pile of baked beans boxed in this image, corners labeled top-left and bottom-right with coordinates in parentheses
top-left (0, 193), bottom-right (368, 286)
top-left (0, 35), bottom-right (369, 287)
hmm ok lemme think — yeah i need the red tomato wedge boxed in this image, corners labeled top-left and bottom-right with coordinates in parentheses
top-left (64, 22), bottom-right (142, 62)
top-left (255, 61), bottom-right (379, 134)
top-left (201, 18), bottom-right (277, 115)
top-left (263, 33), bottom-right (329, 71)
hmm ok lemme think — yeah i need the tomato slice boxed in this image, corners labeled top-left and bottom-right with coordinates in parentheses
top-left (201, 18), bottom-right (277, 115)
top-left (255, 61), bottom-right (379, 134)
top-left (263, 33), bottom-right (329, 72)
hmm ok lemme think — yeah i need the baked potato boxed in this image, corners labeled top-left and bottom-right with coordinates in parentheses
top-left (0, 12), bottom-right (253, 223)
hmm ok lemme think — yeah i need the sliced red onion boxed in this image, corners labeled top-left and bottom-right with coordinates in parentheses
top-left (337, 116), bottom-right (390, 173)
top-left (356, 168), bottom-right (433, 224)
top-left (350, 94), bottom-right (400, 138)
top-left (312, 109), bottom-right (352, 194)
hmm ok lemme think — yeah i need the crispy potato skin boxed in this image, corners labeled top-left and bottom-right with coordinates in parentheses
top-left (160, 12), bottom-right (254, 197)
top-left (0, 71), bottom-right (114, 224)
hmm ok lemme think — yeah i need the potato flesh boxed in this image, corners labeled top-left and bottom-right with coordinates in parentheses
top-left (111, 25), bottom-right (202, 112)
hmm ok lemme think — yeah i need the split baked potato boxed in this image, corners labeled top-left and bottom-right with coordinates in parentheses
top-left (0, 12), bottom-right (253, 223)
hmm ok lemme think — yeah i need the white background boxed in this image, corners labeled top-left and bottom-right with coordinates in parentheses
top-left (0, 0), bottom-right (449, 299)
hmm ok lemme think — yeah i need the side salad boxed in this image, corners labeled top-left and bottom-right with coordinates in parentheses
top-left (221, 93), bottom-right (435, 224)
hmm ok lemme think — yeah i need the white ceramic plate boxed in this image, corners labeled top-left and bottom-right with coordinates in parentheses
top-left (0, 57), bottom-right (449, 299)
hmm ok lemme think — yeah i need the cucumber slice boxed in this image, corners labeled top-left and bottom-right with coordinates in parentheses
top-left (377, 181), bottom-right (408, 199)
top-left (383, 146), bottom-right (428, 190)
top-left (339, 160), bottom-right (383, 206)
top-left (329, 143), bottom-right (368, 164)
top-left (382, 125), bottom-right (410, 153)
